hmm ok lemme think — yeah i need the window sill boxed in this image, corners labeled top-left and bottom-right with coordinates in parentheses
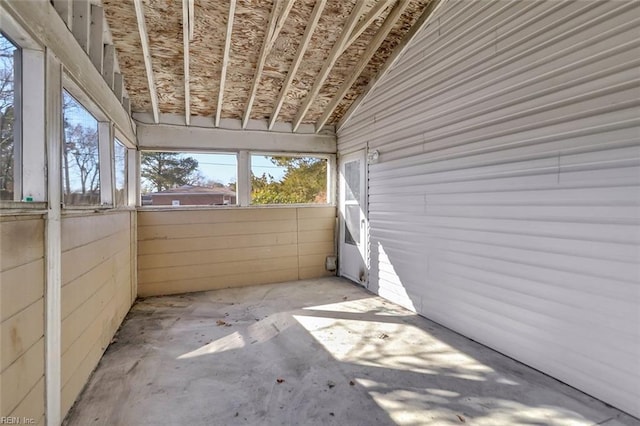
top-left (136, 204), bottom-right (336, 212)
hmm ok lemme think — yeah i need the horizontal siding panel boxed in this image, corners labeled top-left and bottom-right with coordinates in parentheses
top-left (61, 212), bottom-right (131, 251)
top-left (295, 206), bottom-right (336, 219)
top-left (9, 376), bottom-right (44, 422)
top-left (338, 0), bottom-right (640, 418)
top-left (138, 232), bottom-right (297, 255)
top-left (138, 244), bottom-right (299, 270)
top-left (137, 269), bottom-right (300, 297)
top-left (1, 299), bottom-right (44, 373)
top-left (137, 208), bottom-right (335, 295)
top-left (0, 259), bottom-right (44, 322)
top-left (61, 229), bottom-right (130, 286)
top-left (0, 338), bottom-right (44, 415)
top-left (61, 248), bottom-right (130, 320)
top-left (139, 256), bottom-right (299, 285)
top-left (138, 219), bottom-right (297, 240)
top-left (138, 207), bottom-right (297, 226)
top-left (60, 213), bottom-right (133, 419)
top-left (0, 218), bottom-right (44, 271)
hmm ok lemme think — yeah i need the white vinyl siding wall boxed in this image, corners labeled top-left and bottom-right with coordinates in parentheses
top-left (338, 0), bottom-right (640, 418)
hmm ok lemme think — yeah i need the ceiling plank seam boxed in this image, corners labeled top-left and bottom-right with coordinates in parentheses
top-left (268, 0), bottom-right (327, 131)
top-left (242, 0), bottom-right (296, 129)
top-left (291, 1), bottom-right (368, 133)
top-left (134, 0), bottom-right (160, 124)
top-left (182, 0), bottom-right (190, 125)
top-left (216, 0), bottom-right (237, 128)
top-left (314, 0), bottom-right (412, 133)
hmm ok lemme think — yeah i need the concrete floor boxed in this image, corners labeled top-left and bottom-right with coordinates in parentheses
top-left (64, 277), bottom-right (639, 426)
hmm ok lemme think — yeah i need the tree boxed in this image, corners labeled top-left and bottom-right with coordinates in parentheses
top-left (141, 152), bottom-right (200, 192)
top-left (251, 157), bottom-right (327, 204)
top-left (64, 123), bottom-right (100, 196)
top-left (0, 35), bottom-right (16, 200)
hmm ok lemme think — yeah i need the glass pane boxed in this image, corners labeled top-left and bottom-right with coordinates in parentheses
top-left (63, 91), bottom-right (100, 205)
top-left (140, 152), bottom-right (237, 206)
top-left (114, 139), bottom-right (127, 206)
top-left (0, 33), bottom-right (18, 201)
top-left (251, 155), bottom-right (328, 205)
top-left (345, 204), bottom-right (360, 246)
top-left (344, 160), bottom-right (360, 202)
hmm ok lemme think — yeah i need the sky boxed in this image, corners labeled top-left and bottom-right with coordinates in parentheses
top-left (190, 153), bottom-right (287, 186)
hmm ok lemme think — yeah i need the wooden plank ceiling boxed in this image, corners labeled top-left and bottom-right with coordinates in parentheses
top-left (103, 0), bottom-right (436, 132)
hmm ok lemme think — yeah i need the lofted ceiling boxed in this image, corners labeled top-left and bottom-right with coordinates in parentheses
top-left (102, 0), bottom-right (437, 133)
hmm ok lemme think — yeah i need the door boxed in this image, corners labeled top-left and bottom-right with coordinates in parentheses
top-left (339, 150), bottom-right (367, 285)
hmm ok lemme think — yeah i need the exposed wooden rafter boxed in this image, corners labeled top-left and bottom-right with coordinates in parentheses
top-left (242, 0), bottom-right (295, 129)
top-left (291, 1), bottom-right (367, 133)
top-left (182, 0), bottom-right (190, 125)
top-left (343, 0), bottom-right (395, 55)
top-left (188, 0), bottom-right (195, 41)
top-left (337, 0), bottom-right (445, 131)
top-left (215, 0), bottom-right (237, 127)
top-left (315, 1), bottom-right (411, 133)
top-left (134, 0), bottom-right (160, 123)
top-left (268, 0), bottom-right (327, 130)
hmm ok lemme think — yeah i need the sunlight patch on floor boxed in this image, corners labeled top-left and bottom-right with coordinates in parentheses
top-left (358, 378), bottom-right (595, 426)
top-left (293, 310), bottom-right (494, 381)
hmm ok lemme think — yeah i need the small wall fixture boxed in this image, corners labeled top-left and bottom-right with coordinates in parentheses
top-left (367, 149), bottom-right (380, 163)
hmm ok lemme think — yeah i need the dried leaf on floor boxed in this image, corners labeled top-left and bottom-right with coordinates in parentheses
top-left (378, 333), bottom-right (389, 340)
top-left (457, 414), bottom-right (466, 423)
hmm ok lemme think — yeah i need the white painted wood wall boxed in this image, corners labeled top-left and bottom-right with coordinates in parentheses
top-left (338, 0), bottom-right (640, 418)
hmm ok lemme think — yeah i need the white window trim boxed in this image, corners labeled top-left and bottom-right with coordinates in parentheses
top-left (249, 151), bottom-right (337, 206)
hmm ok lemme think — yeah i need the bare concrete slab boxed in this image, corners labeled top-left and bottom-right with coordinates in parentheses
top-left (64, 277), bottom-right (639, 426)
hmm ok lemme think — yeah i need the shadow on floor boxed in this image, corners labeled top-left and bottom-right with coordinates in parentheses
top-left (64, 277), bottom-right (640, 426)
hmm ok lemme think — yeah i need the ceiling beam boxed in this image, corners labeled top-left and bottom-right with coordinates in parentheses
top-left (268, 0), bottom-right (327, 130)
top-left (89, 4), bottom-right (104, 72)
top-left (314, 0), bottom-right (411, 132)
top-left (136, 121), bottom-right (336, 154)
top-left (182, 0), bottom-right (190, 125)
top-left (52, 0), bottom-right (72, 31)
top-left (242, 0), bottom-right (295, 129)
top-left (134, 0), bottom-right (160, 123)
top-left (291, 1), bottom-right (367, 132)
top-left (338, 0), bottom-right (445, 131)
top-left (343, 0), bottom-right (394, 55)
top-left (188, 0), bottom-right (195, 41)
top-left (215, 0), bottom-right (237, 127)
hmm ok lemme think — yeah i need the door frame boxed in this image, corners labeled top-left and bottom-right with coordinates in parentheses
top-left (338, 149), bottom-right (368, 286)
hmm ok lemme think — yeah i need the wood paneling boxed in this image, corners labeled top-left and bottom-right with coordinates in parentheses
top-left (138, 207), bottom-right (336, 296)
top-left (60, 212), bottom-right (134, 419)
top-left (0, 217), bottom-right (45, 420)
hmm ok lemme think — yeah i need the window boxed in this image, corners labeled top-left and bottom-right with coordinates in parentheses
top-left (62, 91), bottom-right (100, 205)
top-left (114, 138), bottom-right (127, 206)
top-left (251, 155), bottom-right (328, 205)
top-left (0, 32), bottom-right (19, 201)
top-left (140, 151), bottom-right (237, 206)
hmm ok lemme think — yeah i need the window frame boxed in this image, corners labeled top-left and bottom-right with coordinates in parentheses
top-left (136, 149), bottom-right (336, 210)
top-left (138, 149), bottom-right (239, 208)
top-left (248, 151), bottom-right (335, 207)
top-left (113, 137), bottom-right (128, 207)
top-left (0, 18), bottom-right (46, 209)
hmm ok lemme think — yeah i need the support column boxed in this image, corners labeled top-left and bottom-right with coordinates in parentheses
top-left (45, 50), bottom-right (62, 426)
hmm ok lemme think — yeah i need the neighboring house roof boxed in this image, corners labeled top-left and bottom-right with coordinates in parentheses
top-left (152, 185), bottom-right (235, 196)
